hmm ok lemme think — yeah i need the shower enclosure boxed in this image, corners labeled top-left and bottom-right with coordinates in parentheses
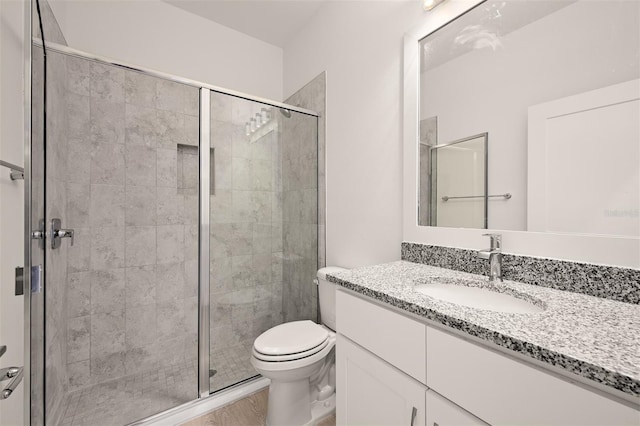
top-left (26, 5), bottom-right (321, 424)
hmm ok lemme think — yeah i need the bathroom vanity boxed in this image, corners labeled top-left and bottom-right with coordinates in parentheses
top-left (329, 262), bottom-right (640, 426)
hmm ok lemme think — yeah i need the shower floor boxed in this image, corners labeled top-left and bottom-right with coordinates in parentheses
top-left (59, 343), bottom-right (258, 426)
top-left (210, 342), bottom-right (257, 392)
top-left (60, 356), bottom-right (198, 426)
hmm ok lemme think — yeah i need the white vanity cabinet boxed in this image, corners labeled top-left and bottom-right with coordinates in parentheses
top-left (336, 289), bottom-right (640, 426)
top-left (337, 335), bottom-right (426, 426)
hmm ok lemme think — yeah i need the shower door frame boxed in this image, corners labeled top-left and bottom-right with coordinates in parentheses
top-left (23, 26), bottom-right (319, 425)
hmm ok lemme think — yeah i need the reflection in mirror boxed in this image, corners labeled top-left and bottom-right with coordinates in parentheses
top-left (418, 0), bottom-right (639, 236)
top-left (420, 132), bottom-right (488, 228)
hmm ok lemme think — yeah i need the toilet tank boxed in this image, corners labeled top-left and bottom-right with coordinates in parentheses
top-left (316, 266), bottom-right (348, 331)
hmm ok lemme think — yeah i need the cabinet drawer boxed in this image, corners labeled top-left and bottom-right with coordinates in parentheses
top-left (426, 326), bottom-right (640, 426)
top-left (337, 289), bottom-right (426, 383)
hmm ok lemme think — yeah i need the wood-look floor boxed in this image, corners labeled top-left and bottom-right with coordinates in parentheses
top-left (182, 389), bottom-right (336, 426)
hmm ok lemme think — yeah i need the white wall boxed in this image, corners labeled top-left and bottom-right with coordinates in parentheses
top-left (0, 0), bottom-right (25, 424)
top-left (49, 0), bottom-right (284, 100)
top-left (283, 1), bottom-right (426, 268)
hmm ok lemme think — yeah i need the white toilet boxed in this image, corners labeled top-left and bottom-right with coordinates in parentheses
top-left (251, 266), bottom-right (346, 426)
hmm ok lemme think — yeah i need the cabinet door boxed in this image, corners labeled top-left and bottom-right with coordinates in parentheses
top-left (426, 390), bottom-right (487, 426)
top-left (337, 334), bottom-right (426, 426)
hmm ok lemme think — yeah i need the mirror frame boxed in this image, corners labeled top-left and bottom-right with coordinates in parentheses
top-left (402, 0), bottom-right (639, 268)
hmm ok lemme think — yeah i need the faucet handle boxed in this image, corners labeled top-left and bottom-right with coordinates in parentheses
top-left (482, 233), bottom-right (502, 250)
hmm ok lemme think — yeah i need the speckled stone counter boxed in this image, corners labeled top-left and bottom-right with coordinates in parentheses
top-left (326, 261), bottom-right (640, 398)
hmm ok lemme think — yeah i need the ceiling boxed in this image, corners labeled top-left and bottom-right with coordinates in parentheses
top-left (163, 0), bottom-right (327, 47)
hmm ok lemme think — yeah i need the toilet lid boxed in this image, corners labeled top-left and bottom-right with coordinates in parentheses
top-left (252, 338), bottom-right (329, 362)
top-left (254, 320), bottom-right (329, 356)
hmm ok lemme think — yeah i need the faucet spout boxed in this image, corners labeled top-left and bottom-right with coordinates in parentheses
top-left (478, 234), bottom-right (503, 282)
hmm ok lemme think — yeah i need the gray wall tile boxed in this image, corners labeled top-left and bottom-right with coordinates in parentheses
top-left (157, 300), bottom-right (185, 340)
top-left (90, 352), bottom-right (125, 383)
top-left (157, 110), bottom-right (186, 148)
top-left (91, 227), bottom-right (125, 270)
top-left (66, 139), bottom-right (91, 184)
top-left (210, 92), bottom-right (232, 122)
top-left (124, 345), bottom-right (159, 375)
top-left (125, 265), bottom-right (156, 307)
top-left (157, 225), bottom-right (184, 264)
top-left (184, 259), bottom-right (198, 298)
top-left (157, 187), bottom-right (183, 225)
top-left (91, 142), bottom-right (125, 185)
top-left (67, 183), bottom-right (91, 228)
top-left (67, 360), bottom-right (91, 391)
top-left (210, 190), bottom-right (233, 223)
top-left (184, 225), bottom-right (198, 261)
top-left (66, 56), bottom-right (90, 97)
top-left (125, 185), bottom-right (157, 226)
top-left (90, 184), bottom-right (125, 227)
top-left (90, 269), bottom-right (125, 315)
top-left (68, 228), bottom-right (91, 273)
top-left (90, 98), bottom-right (124, 145)
top-left (125, 104), bottom-right (158, 147)
top-left (157, 149), bottom-right (178, 188)
top-left (156, 262), bottom-right (184, 303)
top-left (67, 93), bottom-right (90, 140)
top-left (125, 226), bottom-right (156, 267)
top-left (90, 62), bottom-right (124, 103)
top-left (232, 158), bottom-right (251, 190)
top-left (67, 272), bottom-right (91, 318)
top-left (126, 305), bottom-right (157, 348)
top-left (90, 310), bottom-right (125, 358)
top-left (125, 72), bottom-right (158, 108)
top-left (125, 145), bottom-right (157, 187)
top-left (67, 316), bottom-right (91, 363)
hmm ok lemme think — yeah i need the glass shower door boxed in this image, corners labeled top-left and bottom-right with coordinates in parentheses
top-left (208, 91), bottom-right (318, 393)
top-left (34, 45), bottom-right (201, 424)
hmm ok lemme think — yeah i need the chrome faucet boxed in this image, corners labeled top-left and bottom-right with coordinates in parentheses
top-left (478, 233), bottom-right (503, 282)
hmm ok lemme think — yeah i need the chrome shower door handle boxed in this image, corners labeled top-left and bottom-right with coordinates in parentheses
top-left (50, 218), bottom-right (74, 249)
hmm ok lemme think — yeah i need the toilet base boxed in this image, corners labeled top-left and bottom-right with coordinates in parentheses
top-left (265, 386), bottom-right (336, 426)
top-left (303, 393), bottom-right (336, 426)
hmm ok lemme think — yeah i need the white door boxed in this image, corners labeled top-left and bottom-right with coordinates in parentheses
top-left (337, 334), bottom-right (426, 426)
top-left (528, 79), bottom-right (640, 237)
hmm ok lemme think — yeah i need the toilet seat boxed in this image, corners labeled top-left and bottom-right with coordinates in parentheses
top-left (253, 338), bottom-right (330, 362)
top-left (251, 321), bottom-right (336, 372)
top-left (251, 332), bottom-right (336, 373)
top-left (254, 320), bottom-right (329, 358)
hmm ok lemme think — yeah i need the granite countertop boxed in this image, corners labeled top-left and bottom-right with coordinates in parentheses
top-left (326, 261), bottom-right (640, 399)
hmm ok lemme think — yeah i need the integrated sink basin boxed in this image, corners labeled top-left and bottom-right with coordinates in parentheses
top-left (414, 283), bottom-right (544, 314)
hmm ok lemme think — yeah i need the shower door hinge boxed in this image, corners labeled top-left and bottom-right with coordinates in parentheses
top-left (31, 265), bottom-right (42, 294)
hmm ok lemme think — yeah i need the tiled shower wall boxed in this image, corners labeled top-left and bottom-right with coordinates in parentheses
top-left (208, 93), bottom-right (285, 390)
top-left (62, 53), bottom-right (200, 392)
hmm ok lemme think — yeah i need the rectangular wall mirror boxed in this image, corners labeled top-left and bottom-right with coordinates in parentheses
top-left (417, 0), bottom-right (639, 237)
